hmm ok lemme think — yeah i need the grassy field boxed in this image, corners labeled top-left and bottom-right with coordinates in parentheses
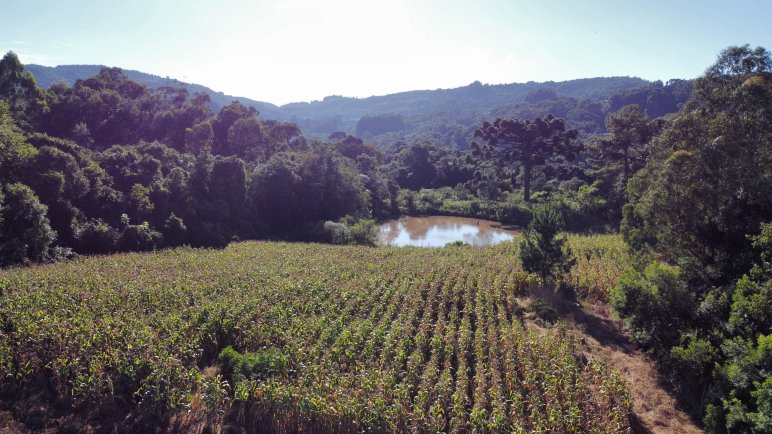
top-left (0, 240), bottom-right (632, 433)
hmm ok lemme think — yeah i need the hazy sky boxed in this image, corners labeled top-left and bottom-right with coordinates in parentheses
top-left (2, 0), bottom-right (770, 105)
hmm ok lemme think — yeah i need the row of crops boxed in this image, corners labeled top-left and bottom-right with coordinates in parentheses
top-left (0, 240), bottom-right (631, 432)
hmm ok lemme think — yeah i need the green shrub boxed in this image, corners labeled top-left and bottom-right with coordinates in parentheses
top-left (519, 204), bottom-right (574, 283)
top-left (162, 213), bottom-right (187, 247)
top-left (74, 218), bottom-right (118, 254)
top-left (610, 261), bottom-right (694, 350)
top-left (708, 334), bottom-right (772, 433)
top-left (445, 240), bottom-right (470, 247)
top-left (0, 182), bottom-right (57, 265)
top-left (496, 193), bottom-right (532, 227)
top-left (313, 217), bottom-right (377, 246)
top-left (670, 334), bottom-right (718, 384)
top-left (115, 217), bottom-right (161, 252)
top-left (321, 220), bottom-right (351, 244)
top-left (218, 346), bottom-right (287, 385)
top-left (349, 218), bottom-right (377, 246)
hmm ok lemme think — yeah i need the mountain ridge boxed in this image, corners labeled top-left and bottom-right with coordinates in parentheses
top-left (25, 63), bottom-right (658, 147)
top-left (26, 63), bottom-right (649, 116)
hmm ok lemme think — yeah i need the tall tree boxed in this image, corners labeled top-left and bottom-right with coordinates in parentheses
top-left (622, 45), bottom-right (772, 282)
top-left (0, 183), bottom-right (57, 265)
top-left (590, 104), bottom-right (654, 183)
top-left (472, 115), bottom-right (579, 201)
top-left (615, 45), bottom-right (772, 432)
top-left (0, 51), bottom-right (48, 131)
top-left (212, 101), bottom-right (257, 155)
top-left (0, 101), bottom-right (36, 183)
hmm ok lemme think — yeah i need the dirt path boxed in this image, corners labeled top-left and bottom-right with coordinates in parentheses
top-left (520, 288), bottom-right (703, 434)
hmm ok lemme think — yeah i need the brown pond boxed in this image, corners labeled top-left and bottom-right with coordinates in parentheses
top-left (378, 216), bottom-right (519, 247)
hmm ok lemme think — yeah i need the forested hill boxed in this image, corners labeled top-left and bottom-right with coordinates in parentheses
top-left (26, 63), bottom-right (658, 146)
top-left (278, 77), bottom-right (650, 119)
top-left (24, 64), bottom-right (286, 120)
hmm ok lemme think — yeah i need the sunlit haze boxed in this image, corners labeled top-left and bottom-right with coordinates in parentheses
top-left (3, 0), bottom-right (771, 105)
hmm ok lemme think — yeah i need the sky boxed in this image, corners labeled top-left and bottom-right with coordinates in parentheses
top-left (2, 0), bottom-right (771, 105)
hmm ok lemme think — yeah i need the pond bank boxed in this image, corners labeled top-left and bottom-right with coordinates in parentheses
top-left (378, 215), bottom-right (519, 247)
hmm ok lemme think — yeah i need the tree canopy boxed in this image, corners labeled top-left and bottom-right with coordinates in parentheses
top-left (615, 45), bottom-right (772, 432)
top-left (472, 115), bottom-right (580, 201)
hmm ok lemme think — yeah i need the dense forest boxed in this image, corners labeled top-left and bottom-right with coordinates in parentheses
top-left (1, 45), bottom-right (770, 433)
top-left (25, 63), bottom-right (669, 148)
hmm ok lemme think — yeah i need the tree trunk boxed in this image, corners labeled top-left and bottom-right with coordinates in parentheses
top-left (524, 163), bottom-right (532, 202)
top-left (623, 145), bottom-right (629, 182)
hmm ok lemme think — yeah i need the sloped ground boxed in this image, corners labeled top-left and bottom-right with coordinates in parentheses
top-left (521, 285), bottom-right (703, 434)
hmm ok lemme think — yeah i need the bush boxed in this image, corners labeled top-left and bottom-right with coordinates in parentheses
top-left (218, 346), bottom-right (287, 385)
top-left (115, 217), bottom-right (161, 252)
top-left (519, 204), bottom-right (574, 283)
top-left (321, 220), bottom-right (351, 245)
top-left (496, 193), bottom-right (532, 226)
top-left (445, 240), bottom-right (470, 247)
top-left (312, 217), bottom-right (378, 246)
top-left (708, 335), bottom-right (772, 433)
top-left (0, 183), bottom-right (57, 265)
top-left (610, 261), bottom-right (694, 350)
top-left (74, 218), bottom-right (118, 254)
top-left (349, 218), bottom-right (377, 246)
top-left (162, 213), bottom-right (187, 247)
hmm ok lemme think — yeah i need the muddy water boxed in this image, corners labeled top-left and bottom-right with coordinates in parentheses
top-left (378, 216), bottom-right (518, 247)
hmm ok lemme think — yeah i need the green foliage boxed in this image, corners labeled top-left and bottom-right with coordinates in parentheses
top-left (445, 240), bottom-right (470, 247)
top-left (495, 193), bottom-right (533, 227)
top-left (0, 101), bottom-right (37, 183)
top-left (0, 240), bottom-right (632, 431)
top-left (670, 334), bottom-right (718, 386)
top-left (615, 46), bottom-right (772, 433)
top-left (73, 218), bottom-right (118, 254)
top-left (184, 121), bottom-right (213, 155)
top-left (115, 219), bottom-right (161, 252)
top-left (162, 213), bottom-right (187, 247)
top-left (708, 334), bottom-right (772, 433)
top-left (0, 183), bottom-right (57, 265)
top-left (0, 51), bottom-right (48, 131)
top-left (622, 46), bottom-right (772, 282)
top-left (319, 220), bottom-right (350, 244)
top-left (218, 346), bottom-right (287, 384)
top-left (519, 204), bottom-right (574, 282)
top-left (473, 115), bottom-right (580, 201)
top-left (313, 217), bottom-right (377, 246)
top-left (348, 218), bottom-right (378, 246)
top-left (610, 262), bottom-right (693, 351)
top-left (0, 59), bottom-right (401, 258)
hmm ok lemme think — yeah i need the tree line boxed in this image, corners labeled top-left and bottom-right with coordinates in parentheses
top-left (0, 52), bottom-right (399, 265)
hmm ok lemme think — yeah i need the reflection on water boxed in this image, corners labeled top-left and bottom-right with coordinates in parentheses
top-left (378, 216), bottom-right (518, 247)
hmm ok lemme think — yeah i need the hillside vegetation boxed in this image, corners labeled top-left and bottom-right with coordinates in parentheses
top-left (25, 64), bottom-right (670, 147)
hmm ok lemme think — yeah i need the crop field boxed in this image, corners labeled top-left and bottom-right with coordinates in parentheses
top-left (0, 241), bottom-right (631, 433)
top-left (565, 234), bottom-right (629, 302)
